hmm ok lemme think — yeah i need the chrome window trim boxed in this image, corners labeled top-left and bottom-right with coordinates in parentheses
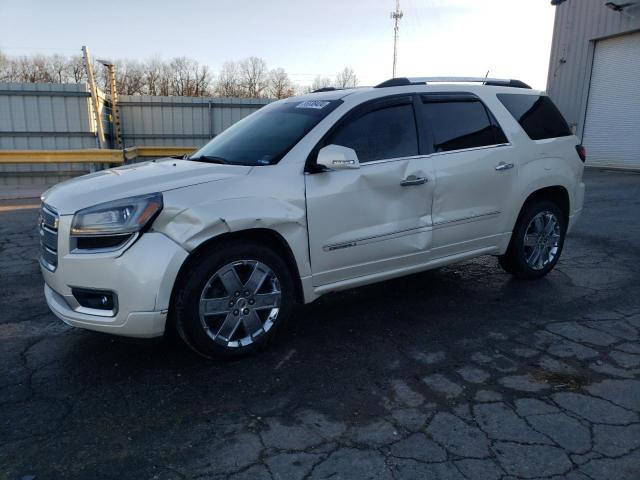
top-left (357, 143), bottom-right (511, 167)
top-left (360, 154), bottom-right (432, 167)
top-left (429, 142), bottom-right (511, 158)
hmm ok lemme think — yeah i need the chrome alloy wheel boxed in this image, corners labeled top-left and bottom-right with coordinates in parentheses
top-left (199, 260), bottom-right (281, 348)
top-left (524, 211), bottom-right (561, 270)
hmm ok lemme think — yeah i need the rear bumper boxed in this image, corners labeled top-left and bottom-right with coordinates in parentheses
top-left (568, 181), bottom-right (585, 233)
top-left (568, 209), bottom-right (582, 234)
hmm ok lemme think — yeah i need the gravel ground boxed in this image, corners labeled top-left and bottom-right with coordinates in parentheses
top-left (1, 168), bottom-right (639, 480)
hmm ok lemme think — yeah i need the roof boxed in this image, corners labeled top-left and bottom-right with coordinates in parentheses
top-left (285, 77), bottom-right (544, 105)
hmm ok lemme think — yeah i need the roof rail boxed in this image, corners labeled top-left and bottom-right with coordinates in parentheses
top-left (313, 87), bottom-right (338, 93)
top-left (375, 77), bottom-right (531, 89)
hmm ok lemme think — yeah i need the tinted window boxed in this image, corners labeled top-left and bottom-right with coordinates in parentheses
top-left (328, 103), bottom-right (418, 162)
top-left (420, 99), bottom-right (504, 153)
top-left (191, 99), bottom-right (342, 166)
top-left (497, 94), bottom-right (571, 140)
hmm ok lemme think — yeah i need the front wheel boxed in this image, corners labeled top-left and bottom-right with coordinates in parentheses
top-left (174, 241), bottom-right (295, 358)
top-left (498, 199), bottom-right (566, 279)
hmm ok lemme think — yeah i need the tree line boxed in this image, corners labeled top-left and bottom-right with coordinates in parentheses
top-left (0, 51), bottom-right (359, 99)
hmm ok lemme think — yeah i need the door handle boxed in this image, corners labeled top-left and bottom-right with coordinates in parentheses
top-left (495, 162), bottom-right (514, 171)
top-left (400, 175), bottom-right (428, 186)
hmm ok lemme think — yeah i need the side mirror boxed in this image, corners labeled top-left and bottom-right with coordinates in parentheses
top-left (316, 144), bottom-right (360, 171)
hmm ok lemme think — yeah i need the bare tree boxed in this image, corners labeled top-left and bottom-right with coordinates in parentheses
top-left (308, 75), bottom-right (332, 93)
top-left (144, 57), bottom-right (161, 95)
top-left (268, 67), bottom-right (293, 99)
top-left (168, 57), bottom-right (212, 96)
top-left (13, 55), bottom-right (52, 83)
top-left (0, 51), bottom-right (19, 82)
top-left (215, 61), bottom-right (242, 97)
top-left (0, 51), bottom-right (346, 99)
top-left (335, 66), bottom-right (358, 88)
top-left (47, 54), bottom-right (69, 83)
top-left (68, 55), bottom-right (86, 83)
top-left (119, 60), bottom-right (147, 95)
top-left (239, 56), bottom-right (269, 98)
top-left (145, 58), bottom-right (172, 96)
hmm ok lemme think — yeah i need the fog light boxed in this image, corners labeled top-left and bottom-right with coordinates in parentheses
top-left (72, 288), bottom-right (116, 311)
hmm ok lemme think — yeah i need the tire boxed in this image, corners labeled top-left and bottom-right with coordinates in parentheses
top-left (498, 199), bottom-right (566, 280)
top-left (174, 240), bottom-right (295, 358)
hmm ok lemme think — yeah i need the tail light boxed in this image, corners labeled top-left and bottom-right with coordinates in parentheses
top-left (575, 144), bottom-right (586, 163)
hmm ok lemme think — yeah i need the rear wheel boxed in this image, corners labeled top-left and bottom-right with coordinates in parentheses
top-left (498, 199), bottom-right (566, 279)
top-left (174, 241), bottom-right (295, 358)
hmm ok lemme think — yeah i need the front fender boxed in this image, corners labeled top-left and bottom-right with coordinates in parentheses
top-left (155, 196), bottom-right (311, 278)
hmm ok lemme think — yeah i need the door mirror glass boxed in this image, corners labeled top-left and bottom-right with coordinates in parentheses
top-left (316, 144), bottom-right (360, 170)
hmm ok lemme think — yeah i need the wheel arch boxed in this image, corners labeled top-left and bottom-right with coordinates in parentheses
top-left (166, 228), bottom-right (304, 332)
top-left (506, 185), bottom-right (570, 240)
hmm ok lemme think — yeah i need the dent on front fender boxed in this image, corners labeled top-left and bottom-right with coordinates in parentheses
top-left (154, 196), bottom-right (311, 276)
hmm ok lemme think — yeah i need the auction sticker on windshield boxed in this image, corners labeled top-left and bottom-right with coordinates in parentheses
top-left (296, 101), bottom-right (330, 109)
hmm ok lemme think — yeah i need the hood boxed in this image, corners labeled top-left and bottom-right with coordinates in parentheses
top-left (42, 158), bottom-right (252, 215)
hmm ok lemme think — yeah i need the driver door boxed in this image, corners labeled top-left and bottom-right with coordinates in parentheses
top-left (305, 95), bottom-right (435, 286)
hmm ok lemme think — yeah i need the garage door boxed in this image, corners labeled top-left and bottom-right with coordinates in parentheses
top-left (582, 32), bottom-right (640, 169)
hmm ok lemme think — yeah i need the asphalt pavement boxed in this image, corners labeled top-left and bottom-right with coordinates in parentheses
top-left (1, 169), bottom-right (639, 479)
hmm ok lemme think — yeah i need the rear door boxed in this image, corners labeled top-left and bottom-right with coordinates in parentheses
top-left (305, 95), bottom-right (435, 286)
top-left (417, 93), bottom-right (516, 257)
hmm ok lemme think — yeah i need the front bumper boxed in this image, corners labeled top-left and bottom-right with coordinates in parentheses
top-left (41, 222), bottom-right (189, 338)
top-left (45, 284), bottom-right (167, 338)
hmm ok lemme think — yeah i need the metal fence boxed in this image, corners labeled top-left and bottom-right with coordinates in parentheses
top-left (118, 95), bottom-right (270, 147)
top-left (0, 82), bottom-right (272, 185)
top-left (0, 83), bottom-right (97, 185)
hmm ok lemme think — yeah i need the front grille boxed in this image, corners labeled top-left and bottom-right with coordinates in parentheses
top-left (39, 204), bottom-right (59, 271)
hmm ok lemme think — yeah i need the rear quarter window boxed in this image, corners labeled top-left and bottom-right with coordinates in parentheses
top-left (497, 94), bottom-right (571, 140)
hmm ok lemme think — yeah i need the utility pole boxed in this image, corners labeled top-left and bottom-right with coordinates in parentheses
top-left (97, 59), bottom-right (123, 149)
top-left (390, 0), bottom-right (403, 78)
top-left (82, 46), bottom-right (106, 149)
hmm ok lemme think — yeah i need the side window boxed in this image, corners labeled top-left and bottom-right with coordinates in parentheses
top-left (419, 99), bottom-right (504, 153)
top-left (497, 94), bottom-right (571, 140)
top-left (328, 103), bottom-right (418, 163)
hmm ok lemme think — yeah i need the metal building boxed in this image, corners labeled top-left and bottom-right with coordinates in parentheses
top-left (547, 0), bottom-right (640, 169)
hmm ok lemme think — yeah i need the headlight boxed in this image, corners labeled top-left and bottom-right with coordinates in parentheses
top-left (71, 193), bottom-right (163, 237)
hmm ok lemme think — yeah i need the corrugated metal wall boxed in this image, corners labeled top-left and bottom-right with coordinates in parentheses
top-left (546, 0), bottom-right (640, 136)
top-left (0, 84), bottom-right (272, 185)
top-left (0, 82), bottom-right (97, 185)
top-left (118, 96), bottom-right (270, 147)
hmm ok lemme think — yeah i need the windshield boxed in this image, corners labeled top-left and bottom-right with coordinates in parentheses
top-left (190, 99), bottom-right (342, 166)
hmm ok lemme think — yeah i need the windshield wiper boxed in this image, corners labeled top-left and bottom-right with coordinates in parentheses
top-left (188, 155), bottom-right (230, 165)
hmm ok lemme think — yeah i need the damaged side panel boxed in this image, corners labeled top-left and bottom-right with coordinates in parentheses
top-left (153, 164), bottom-right (312, 280)
top-left (305, 156), bottom-right (436, 286)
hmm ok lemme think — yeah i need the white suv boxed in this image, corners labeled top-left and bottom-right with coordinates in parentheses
top-left (40, 77), bottom-right (586, 357)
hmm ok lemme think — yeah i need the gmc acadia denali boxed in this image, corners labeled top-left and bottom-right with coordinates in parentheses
top-left (39, 77), bottom-right (586, 357)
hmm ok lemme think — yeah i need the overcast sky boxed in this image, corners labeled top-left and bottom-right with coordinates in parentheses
top-left (0, 0), bottom-right (556, 89)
